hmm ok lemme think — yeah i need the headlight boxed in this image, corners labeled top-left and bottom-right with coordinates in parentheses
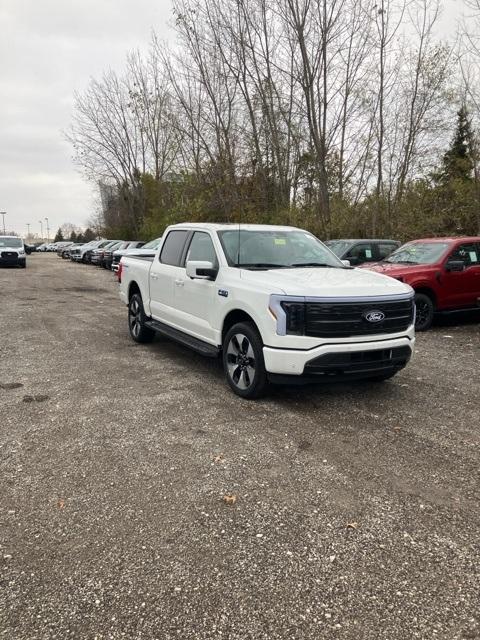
top-left (280, 302), bottom-right (305, 335)
top-left (269, 295), bottom-right (306, 336)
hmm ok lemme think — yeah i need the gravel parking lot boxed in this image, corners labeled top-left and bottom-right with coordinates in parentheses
top-left (1, 253), bottom-right (479, 640)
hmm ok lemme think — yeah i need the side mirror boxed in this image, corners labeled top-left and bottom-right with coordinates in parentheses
top-left (186, 260), bottom-right (217, 280)
top-left (348, 256), bottom-right (359, 266)
top-left (341, 259), bottom-right (351, 267)
top-left (445, 260), bottom-right (465, 273)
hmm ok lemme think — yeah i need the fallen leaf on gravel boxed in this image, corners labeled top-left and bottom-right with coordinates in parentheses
top-left (346, 522), bottom-right (359, 529)
top-left (57, 499), bottom-right (65, 509)
top-left (213, 454), bottom-right (224, 463)
top-left (223, 494), bottom-right (237, 506)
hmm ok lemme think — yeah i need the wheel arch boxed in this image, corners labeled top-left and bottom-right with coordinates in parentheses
top-left (413, 285), bottom-right (437, 309)
top-left (221, 309), bottom-right (260, 344)
top-left (128, 280), bottom-right (141, 301)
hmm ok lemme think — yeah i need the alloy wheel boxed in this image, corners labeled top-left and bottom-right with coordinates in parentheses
top-left (415, 300), bottom-right (430, 328)
top-left (129, 298), bottom-right (141, 338)
top-left (226, 333), bottom-right (256, 390)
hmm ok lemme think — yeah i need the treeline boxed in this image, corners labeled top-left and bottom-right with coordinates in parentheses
top-left (53, 224), bottom-right (96, 244)
top-left (67, 0), bottom-right (480, 241)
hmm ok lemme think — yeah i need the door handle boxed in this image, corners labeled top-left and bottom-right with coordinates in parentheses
top-left (175, 279), bottom-right (185, 287)
top-left (150, 274), bottom-right (159, 280)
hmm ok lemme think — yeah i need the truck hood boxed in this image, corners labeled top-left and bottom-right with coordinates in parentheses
top-left (359, 262), bottom-right (427, 277)
top-left (240, 266), bottom-right (412, 298)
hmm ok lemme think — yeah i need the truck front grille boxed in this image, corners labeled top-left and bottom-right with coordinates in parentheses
top-left (304, 297), bottom-right (414, 338)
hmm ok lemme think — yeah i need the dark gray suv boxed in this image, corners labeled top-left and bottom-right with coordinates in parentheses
top-left (326, 239), bottom-right (400, 266)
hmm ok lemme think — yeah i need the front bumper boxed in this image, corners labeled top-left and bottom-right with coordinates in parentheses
top-left (0, 253), bottom-right (24, 266)
top-left (263, 334), bottom-right (414, 381)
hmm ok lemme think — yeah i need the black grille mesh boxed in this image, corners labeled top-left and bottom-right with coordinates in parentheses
top-left (304, 298), bottom-right (414, 338)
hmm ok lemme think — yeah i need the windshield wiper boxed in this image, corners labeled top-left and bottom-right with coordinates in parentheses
top-left (386, 260), bottom-right (418, 265)
top-left (290, 262), bottom-right (338, 268)
top-left (237, 263), bottom-right (287, 270)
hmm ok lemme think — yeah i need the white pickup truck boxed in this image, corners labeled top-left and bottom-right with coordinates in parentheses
top-left (119, 223), bottom-right (415, 398)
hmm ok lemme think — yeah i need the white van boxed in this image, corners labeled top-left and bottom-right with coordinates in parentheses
top-left (0, 236), bottom-right (27, 268)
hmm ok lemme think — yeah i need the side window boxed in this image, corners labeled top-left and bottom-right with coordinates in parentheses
top-left (185, 232), bottom-right (218, 267)
top-left (449, 243), bottom-right (479, 267)
top-left (159, 230), bottom-right (189, 266)
top-left (377, 243), bottom-right (398, 260)
top-left (347, 243), bottom-right (375, 263)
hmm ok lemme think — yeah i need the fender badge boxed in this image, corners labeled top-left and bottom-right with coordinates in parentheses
top-left (218, 289), bottom-right (229, 298)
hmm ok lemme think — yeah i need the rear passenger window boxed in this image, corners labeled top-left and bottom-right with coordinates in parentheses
top-left (378, 243), bottom-right (398, 259)
top-left (159, 231), bottom-right (189, 266)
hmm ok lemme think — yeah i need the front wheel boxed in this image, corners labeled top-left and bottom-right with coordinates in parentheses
top-left (222, 322), bottom-right (268, 399)
top-left (415, 293), bottom-right (434, 331)
top-left (128, 293), bottom-right (155, 343)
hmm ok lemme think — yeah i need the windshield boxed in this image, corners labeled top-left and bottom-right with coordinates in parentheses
top-left (325, 240), bottom-right (351, 257)
top-left (142, 237), bottom-right (162, 249)
top-left (385, 242), bottom-right (449, 265)
top-left (0, 237), bottom-right (22, 248)
top-left (218, 229), bottom-right (344, 269)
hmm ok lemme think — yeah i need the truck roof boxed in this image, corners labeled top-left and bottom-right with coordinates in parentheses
top-left (168, 222), bottom-right (302, 232)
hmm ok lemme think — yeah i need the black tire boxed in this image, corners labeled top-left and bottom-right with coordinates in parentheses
top-left (222, 322), bottom-right (268, 399)
top-left (415, 292), bottom-right (434, 331)
top-left (128, 293), bottom-right (156, 343)
top-left (19, 260), bottom-right (26, 269)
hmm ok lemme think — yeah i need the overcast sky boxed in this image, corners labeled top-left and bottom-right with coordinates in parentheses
top-left (0, 0), bottom-right (462, 238)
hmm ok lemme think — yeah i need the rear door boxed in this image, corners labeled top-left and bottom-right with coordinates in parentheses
top-left (172, 231), bottom-right (219, 343)
top-left (148, 230), bottom-right (189, 325)
top-left (442, 242), bottom-right (480, 307)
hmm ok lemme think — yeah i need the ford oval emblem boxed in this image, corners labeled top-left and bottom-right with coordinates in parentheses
top-left (364, 310), bottom-right (385, 323)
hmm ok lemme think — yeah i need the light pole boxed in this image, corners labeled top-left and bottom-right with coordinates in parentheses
top-left (0, 212), bottom-right (6, 234)
top-left (39, 220), bottom-right (44, 241)
top-left (27, 223), bottom-right (31, 239)
top-left (45, 217), bottom-right (50, 242)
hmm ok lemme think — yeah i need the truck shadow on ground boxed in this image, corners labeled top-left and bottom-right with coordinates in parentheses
top-left (433, 309), bottom-right (480, 328)
top-left (147, 334), bottom-right (406, 406)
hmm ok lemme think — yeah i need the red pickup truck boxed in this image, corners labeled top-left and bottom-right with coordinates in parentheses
top-left (361, 237), bottom-right (480, 330)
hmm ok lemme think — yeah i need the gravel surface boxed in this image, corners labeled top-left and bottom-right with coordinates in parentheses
top-left (1, 253), bottom-right (479, 640)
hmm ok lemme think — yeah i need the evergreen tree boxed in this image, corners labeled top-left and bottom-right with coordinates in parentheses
top-left (53, 228), bottom-right (64, 242)
top-left (83, 228), bottom-right (96, 242)
top-left (440, 106), bottom-right (475, 184)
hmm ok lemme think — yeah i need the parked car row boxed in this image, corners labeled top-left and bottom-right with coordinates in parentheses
top-left (34, 231), bottom-right (480, 337)
top-left (58, 237), bottom-right (163, 276)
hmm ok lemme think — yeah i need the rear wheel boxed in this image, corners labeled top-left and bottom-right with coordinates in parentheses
top-left (222, 322), bottom-right (267, 399)
top-left (128, 293), bottom-right (155, 343)
top-left (415, 293), bottom-right (434, 331)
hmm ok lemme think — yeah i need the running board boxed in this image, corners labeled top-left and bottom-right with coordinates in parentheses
top-left (145, 319), bottom-right (220, 358)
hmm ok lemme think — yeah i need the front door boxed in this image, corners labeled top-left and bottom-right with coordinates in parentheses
top-left (442, 242), bottom-right (480, 308)
top-left (173, 231), bottom-right (219, 343)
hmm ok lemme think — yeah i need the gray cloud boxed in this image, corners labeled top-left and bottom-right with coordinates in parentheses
top-left (0, 0), bottom-right (171, 237)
